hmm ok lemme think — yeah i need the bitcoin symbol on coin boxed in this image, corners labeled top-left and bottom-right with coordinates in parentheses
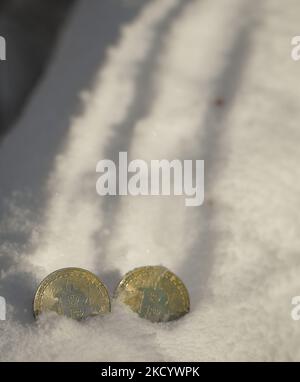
top-left (115, 266), bottom-right (190, 322)
top-left (33, 268), bottom-right (111, 320)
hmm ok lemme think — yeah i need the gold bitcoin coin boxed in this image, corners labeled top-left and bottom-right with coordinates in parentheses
top-left (115, 266), bottom-right (190, 322)
top-left (33, 267), bottom-right (110, 320)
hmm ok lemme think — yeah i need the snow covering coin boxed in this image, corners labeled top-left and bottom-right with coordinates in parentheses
top-left (33, 268), bottom-right (111, 320)
top-left (115, 266), bottom-right (190, 322)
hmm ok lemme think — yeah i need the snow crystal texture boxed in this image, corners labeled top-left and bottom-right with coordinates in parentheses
top-left (0, 0), bottom-right (299, 361)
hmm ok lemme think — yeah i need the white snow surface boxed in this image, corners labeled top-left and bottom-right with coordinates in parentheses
top-left (0, 0), bottom-right (300, 361)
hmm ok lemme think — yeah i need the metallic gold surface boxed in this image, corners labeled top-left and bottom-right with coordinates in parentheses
top-left (33, 268), bottom-right (110, 320)
top-left (115, 266), bottom-right (190, 322)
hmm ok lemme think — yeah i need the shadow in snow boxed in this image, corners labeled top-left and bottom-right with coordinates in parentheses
top-left (180, 2), bottom-right (257, 308)
top-left (0, 1), bottom-right (150, 324)
top-left (0, 0), bottom-right (149, 219)
top-left (93, 0), bottom-right (195, 273)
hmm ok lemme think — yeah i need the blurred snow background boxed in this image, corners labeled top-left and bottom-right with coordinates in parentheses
top-left (0, 0), bottom-right (300, 361)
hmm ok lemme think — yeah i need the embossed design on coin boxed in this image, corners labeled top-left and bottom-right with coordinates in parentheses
top-left (33, 268), bottom-right (111, 320)
top-left (115, 266), bottom-right (190, 322)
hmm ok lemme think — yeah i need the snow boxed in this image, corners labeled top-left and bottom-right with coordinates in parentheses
top-left (0, 0), bottom-right (300, 361)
